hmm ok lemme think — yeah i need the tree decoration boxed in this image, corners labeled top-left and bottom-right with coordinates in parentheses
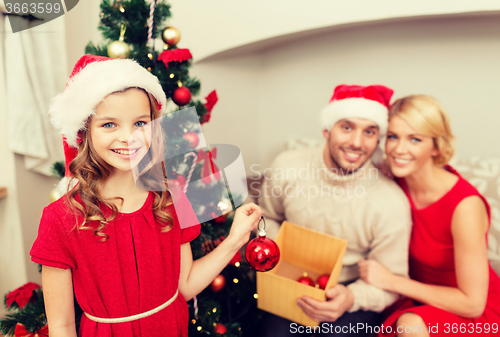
top-left (107, 24), bottom-right (130, 59)
top-left (214, 322), bottom-right (228, 334)
top-left (0, 283), bottom-right (47, 337)
top-left (162, 26), bottom-right (181, 46)
top-left (172, 85), bottom-right (192, 106)
top-left (182, 131), bottom-right (199, 148)
top-left (6, 283), bottom-right (41, 309)
top-left (49, 188), bottom-right (62, 202)
top-left (245, 217), bottom-right (280, 272)
top-left (210, 275), bottom-right (226, 293)
top-left (147, 0), bottom-right (160, 45)
top-left (14, 323), bottom-right (49, 337)
top-left (158, 48), bottom-right (192, 67)
top-left (201, 90), bottom-right (218, 124)
top-left (197, 148), bottom-right (220, 185)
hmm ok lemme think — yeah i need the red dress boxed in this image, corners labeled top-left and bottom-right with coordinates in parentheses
top-left (379, 166), bottom-right (500, 336)
top-left (30, 191), bottom-right (200, 337)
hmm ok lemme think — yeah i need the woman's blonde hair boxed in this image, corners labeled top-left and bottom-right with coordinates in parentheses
top-left (66, 87), bottom-right (173, 240)
top-left (389, 95), bottom-right (455, 166)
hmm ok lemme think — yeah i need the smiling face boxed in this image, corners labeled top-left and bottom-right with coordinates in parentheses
top-left (89, 88), bottom-right (152, 175)
top-left (385, 115), bottom-right (439, 178)
top-left (323, 118), bottom-right (379, 173)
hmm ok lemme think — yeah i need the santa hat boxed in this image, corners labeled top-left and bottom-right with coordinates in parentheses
top-left (320, 84), bottom-right (394, 164)
top-left (50, 54), bottom-right (167, 195)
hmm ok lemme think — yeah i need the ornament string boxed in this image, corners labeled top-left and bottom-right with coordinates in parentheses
top-left (258, 217), bottom-right (266, 231)
top-left (119, 24), bottom-right (127, 42)
top-left (182, 152), bottom-right (198, 193)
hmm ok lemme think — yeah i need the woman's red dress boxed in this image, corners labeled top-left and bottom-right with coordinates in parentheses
top-left (379, 166), bottom-right (500, 336)
top-left (30, 191), bottom-right (200, 337)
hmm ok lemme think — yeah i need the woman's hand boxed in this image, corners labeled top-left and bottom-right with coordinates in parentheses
top-left (226, 203), bottom-right (263, 250)
top-left (358, 259), bottom-right (395, 291)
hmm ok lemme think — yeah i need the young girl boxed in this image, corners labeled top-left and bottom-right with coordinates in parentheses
top-left (30, 55), bottom-right (263, 337)
top-left (358, 95), bottom-right (500, 336)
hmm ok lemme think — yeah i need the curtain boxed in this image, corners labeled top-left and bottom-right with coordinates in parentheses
top-left (4, 12), bottom-right (67, 175)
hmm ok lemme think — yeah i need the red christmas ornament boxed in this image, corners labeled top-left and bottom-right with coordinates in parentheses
top-left (183, 131), bottom-right (199, 148)
top-left (316, 274), bottom-right (330, 290)
top-left (245, 217), bottom-right (280, 272)
top-left (297, 275), bottom-right (315, 287)
top-left (214, 322), bottom-right (227, 334)
top-left (172, 86), bottom-right (191, 106)
top-left (210, 274), bottom-right (226, 292)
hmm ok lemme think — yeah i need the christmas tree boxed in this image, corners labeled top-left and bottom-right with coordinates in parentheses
top-left (1, 1), bottom-right (262, 336)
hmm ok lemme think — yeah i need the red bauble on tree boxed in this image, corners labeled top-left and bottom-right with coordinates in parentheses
top-left (245, 217), bottom-right (280, 272)
top-left (183, 131), bottom-right (199, 148)
top-left (214, 322), bottom-right (227, 334)
top-left (297, 275), bottom-right (315, 287)
top-left (210, 274), bottom-right (226, 293)
top-left (316, 274), bottom-right (330, 290)
top-left (172, 86), bottom-right (191, 106)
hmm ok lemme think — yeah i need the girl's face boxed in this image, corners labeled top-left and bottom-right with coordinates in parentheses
top-left (90, 88), bottom-right (152, 174)
top-left (385, 115), bottom-right (439, 178)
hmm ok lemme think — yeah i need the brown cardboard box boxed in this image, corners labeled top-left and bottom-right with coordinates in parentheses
top-left (256, 221), bottom-right (347, 327)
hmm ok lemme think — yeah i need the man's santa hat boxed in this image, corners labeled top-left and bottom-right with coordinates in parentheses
top-left (320, 84), bottom-right (394, 164)
top-left (50, 54), bottom-right (167, 195)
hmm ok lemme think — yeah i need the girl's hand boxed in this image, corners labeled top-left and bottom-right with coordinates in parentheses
top-left (226, 203), bottom-right (263, 250)
top-left (358, 259), bottom-right (394, 291)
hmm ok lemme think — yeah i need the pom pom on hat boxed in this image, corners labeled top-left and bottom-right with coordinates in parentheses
top-left (320, 84), bottom-right (394, 164)
top-left (50, 54), bottom-right (167, 194)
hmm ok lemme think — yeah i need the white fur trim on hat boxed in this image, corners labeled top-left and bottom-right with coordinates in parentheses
top-left (55, 176), bottom-right (78, 197)
top-left (320, 97), bottom-right (388, 137)
top-left (49, 59), bottom-right (167, 148)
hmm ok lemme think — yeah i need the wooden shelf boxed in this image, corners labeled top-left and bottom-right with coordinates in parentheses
top-left (0, 187), bottom-right (7, 200)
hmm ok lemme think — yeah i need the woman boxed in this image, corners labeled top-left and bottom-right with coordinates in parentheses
top-left (358, 95), bottom-right (500, 336)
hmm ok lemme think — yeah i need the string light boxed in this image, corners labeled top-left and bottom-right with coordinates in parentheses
top-left (235, 262), bottom-right (240, 267)
top-left (212, 308), bottom-right (217, 313)
top-left (253, 293), bottom-right (258, 299)
top-left (191, 319), bottom-right (196, 324)
top-left (147, 67), bottom-right (151, 71)
top-left (197, 326), bottom-right (202, 331)
top-left (233, 278), bottom-right (239, 284)
top-left (169, 73), bottom-right (175, 78)
top-left (119, 5), bottom-right (125, 12)
top-left (147, 53), bottom-right (153, 60)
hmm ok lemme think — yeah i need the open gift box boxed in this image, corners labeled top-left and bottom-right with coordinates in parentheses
top-left (256, 221), bottom-right (347, 327)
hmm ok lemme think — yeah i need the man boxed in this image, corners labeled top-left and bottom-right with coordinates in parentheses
top-left (258, 84), bottom-right (412, 336)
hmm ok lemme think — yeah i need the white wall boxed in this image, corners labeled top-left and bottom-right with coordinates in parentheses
top-left (192, 13), bottom-right (500, 171)
top-left (168, 0), bottom-right (500, 61)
